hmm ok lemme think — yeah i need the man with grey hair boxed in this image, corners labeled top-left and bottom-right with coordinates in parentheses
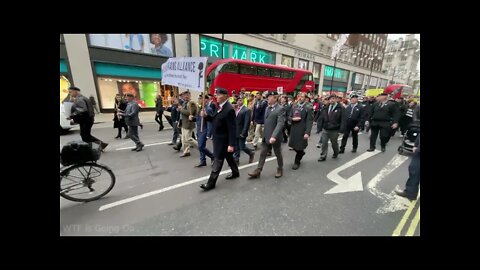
top-left (67, 86), bottom-right (108, 151)
top-left (118, 93), bottom-right (144, 152)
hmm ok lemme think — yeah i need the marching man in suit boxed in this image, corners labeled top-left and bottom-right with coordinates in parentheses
top-left (248, 91), bottom-right (286, 179)
top-left (339, 95), bottom-right (364, 154)
top-left (199, 88), bottom-right (239, 191)
top-left (233, 97), bottom-right (255, 165)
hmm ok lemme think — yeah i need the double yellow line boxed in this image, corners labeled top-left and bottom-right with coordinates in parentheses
top-left (392, 193), bottom-right (420, 236)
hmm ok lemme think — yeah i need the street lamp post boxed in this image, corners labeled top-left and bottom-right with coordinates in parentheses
top-left (366, 54), bottom-right (380, 89)
top-left (330, 46), bottom-right (353, 96)
top-left (390, 67), bottom-right (396, 85)
top-left (330, 56), bottom-right (337, 96)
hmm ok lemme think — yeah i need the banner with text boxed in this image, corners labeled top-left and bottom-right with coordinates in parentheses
top-left (161, 57), bottom-right (208, 92)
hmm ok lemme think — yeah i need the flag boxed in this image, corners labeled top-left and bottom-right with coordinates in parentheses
top-left (331, 34), bottom-right (350, 59)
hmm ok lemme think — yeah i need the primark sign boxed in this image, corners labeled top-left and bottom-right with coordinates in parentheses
top-left (200, 36), bottom-right (275, 64)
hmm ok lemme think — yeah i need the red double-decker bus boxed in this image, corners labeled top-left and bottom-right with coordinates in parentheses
top-left (206, 59), bottom-right (315, 96)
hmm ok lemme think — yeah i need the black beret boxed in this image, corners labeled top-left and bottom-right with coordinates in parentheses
top-left (215, 88), bottom-right (228, 95)
top-left (351, 95), bottom-right (359, 98)
top-left (265, 91), bottom-right (279, 98)
top-left (68, 86), bottom-right (80, 91)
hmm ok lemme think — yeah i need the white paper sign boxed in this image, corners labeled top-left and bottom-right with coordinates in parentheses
top-left (277, 86), bottom-right (283, 94)
top-left (161, 57), bottom-right (208, 92)
top-left (63, 102), bottom-right (73, 118)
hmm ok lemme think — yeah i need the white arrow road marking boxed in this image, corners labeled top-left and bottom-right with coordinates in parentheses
top-left (324, 150), bottom-right (382, 194)
top-left (98, 157), bottom-right (277, 211)
top-left (366, 154), bottom-right (411, 214)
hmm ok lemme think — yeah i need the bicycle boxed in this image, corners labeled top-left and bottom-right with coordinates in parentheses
top-left (60, 142), bottom-right (116, 202)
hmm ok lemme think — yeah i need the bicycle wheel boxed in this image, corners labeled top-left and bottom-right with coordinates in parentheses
top-left (60, 162), bottom-right (115, 202)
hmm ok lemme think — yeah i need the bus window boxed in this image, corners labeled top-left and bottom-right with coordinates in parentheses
top-left (257, 67), bottom-right (270, 77)
top-left (239, 65), bottom-right (257, 75)
top-left (219, 62), bottom-right (239, 73)
top-left (281, 71), bottom-right (295, 79)
top-left (295, 74), bottom-right (309, 91)
top-left (207, 70), bottom-right (216, 89)
top-left (271, 69), bottom-right (281, 78)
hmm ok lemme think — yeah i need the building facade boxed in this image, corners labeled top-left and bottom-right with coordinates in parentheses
top-left (60, 34), bottom-right (402, 112)
top-left (382, 34), bottom-right (420, 87)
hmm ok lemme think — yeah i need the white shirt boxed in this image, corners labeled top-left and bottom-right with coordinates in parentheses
top-left (218, 100), bottom-right (228, 111)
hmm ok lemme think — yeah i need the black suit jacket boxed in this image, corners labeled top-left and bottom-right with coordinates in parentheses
top-left (235, 106), bottom-right (251, 138)
top-left (343, 103), bottom-right (364, 128)
top-left (204, 101), bottom-right (237, 159)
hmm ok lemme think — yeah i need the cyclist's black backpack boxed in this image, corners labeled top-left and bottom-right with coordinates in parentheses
top-left (60, 141), bottom-right (101, 166)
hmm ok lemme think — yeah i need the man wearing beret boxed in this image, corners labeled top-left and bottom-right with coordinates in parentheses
top-left (248, 91), bottom-right (286, 179)
top-left (339, 95), bottom-right (364, 154)
top-left (365, 92), bottom-right (400, 152)
top-left (67, 86), bottom-right (108, 151)
top-left (317, 95), bottom-right (346, 161)
top-left (199, 88), bottom-right (239, 191)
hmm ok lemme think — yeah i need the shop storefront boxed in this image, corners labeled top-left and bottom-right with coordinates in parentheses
top-left (350, 72), bottom-right (364, 92)
top-left (322, 65), bottom-right (349, 97)
top-left (200, 36), bottom-right (275, 64)
top-left (93, 62), bottom-right (177, 110)
top-left (60, 59), bottom-right (72, 104)
top-left (369, 76), bottom-right (379, 88)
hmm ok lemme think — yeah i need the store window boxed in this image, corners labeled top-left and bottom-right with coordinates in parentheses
top-left (60, 75), bottom-right (71, 104)
top-left (281, 55), bottom-right (293, 67)
top-left (298, 59), bottom-right (309, 70)
top-left (313, 63), bottom-right (321, 78)
top-left (97, 77), bottom-right (176, 109)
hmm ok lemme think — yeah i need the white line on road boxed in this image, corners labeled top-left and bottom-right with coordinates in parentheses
top-left (98, 157), bottom-right (278, 211)
top-left (366, 154), bottom-right (410, 214)
top-left (115, 141), bottom-right (172, 151)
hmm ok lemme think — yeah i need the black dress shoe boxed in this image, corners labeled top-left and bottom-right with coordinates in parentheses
top-left (131, 147), bottom-right (138, 151)
top-left (200, 183), bottom-right (215, 191)
top-left (351, 149), bottom-right (357, 153)
top-left (332, 154), bottom-right (338, 159)
top-left (292, 163), bottom-right (300, 170)
top-left (339, 149), bottom-right (345, 154)
top-left (381, 147), bottom-right (386, 152)
top-left (168, 142), bottom-right (175, 145)
top-left (115, 136), bottom-right (121, 139)
top-left (100, 142), bottom-right (109, 150)
top-left (173, 146), bottom-right (180, 151)
top-left (225, 173), bottom-right (239, 180)
top-left (194, 163), bottom-right (207, 167)
top-left (318, 157), bottom-right (326, 162)
top-left (366, 148), bottom-right (375, 152)
top-left (395, 190), bottom-right (416, 200)
top-left (135, 144), bottom-right (144, 152)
